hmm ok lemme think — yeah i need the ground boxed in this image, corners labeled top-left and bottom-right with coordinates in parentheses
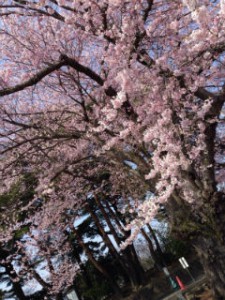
top-left (112, 256), bottom-right (211, 300)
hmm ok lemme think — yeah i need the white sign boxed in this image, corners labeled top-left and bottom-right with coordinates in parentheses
top-left (179, 257), bottom-right (189, 269)
top-left (163, 267), bottom-right (170, 276)
top-left (65, 289), bottom-right (79, 300)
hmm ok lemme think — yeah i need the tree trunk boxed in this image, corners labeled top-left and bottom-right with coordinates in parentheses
top-left (56, 292), bottom-right (64, 300)
top-left (73, 248), bottom-right (93, 289)
top-left (94, 195), bottom-right (121, 247)
top-left (199, 194), bottom-right (225, 300)
top-left (141, 228), bottom-right (164, 269)
top-left (147, 224), bottom-right (164, 256)
top-left (169, 192), bottom-right (225, 300)
top-left (4, 263), bottom-right (29, 300)
top-left (105, 200), bottom-right (127, 236)
top-left (86, 202), bottom-right (139, 287)
top-left (72, 227), bottom-right (122, 297)
top-left (194, 235), bottom-right (225, 300)
top-left (94, 196), bottom-right (146, 286)
top-left (85, 203), bottom-right (120, 258)
top-left (32, 270), bottom-right (52, 295)
top-left (125, 244), bottom-right (146, 285)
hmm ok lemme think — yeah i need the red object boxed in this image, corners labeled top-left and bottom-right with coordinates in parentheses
top-left (176, 276), bottom-right (186, 290)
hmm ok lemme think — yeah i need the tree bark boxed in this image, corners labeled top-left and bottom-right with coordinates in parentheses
top-left (56, 292), bottom-right (64, 300)
top-left (72, 246), bottom-right (93, 290)
top-left (141, 228), bottom-right (164, 269)
top-left (169, 191), bottom-right (225, 299)
top-left (105, 200), bottom-right (127, 236)
top-left (125, 243), bottom-right (146, 285)
top-left (72, 227), bottom-right (122, 297)
top-left (94, 195), bottom-right (122, 247)
top-left (147, 224), bottom-right (164, 256)
top-left (85, 202), bottom-right (139, 286)
top-left (195, 194), bottom-right (225, 300)
top-left (95, 196), bottom-right (146, 286)
top-left (4, 262), bottom-right (29, 300)
top-left (194, 235), bottom-right (225, 300)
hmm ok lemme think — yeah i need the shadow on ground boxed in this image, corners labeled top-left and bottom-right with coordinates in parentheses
top-left (118, 258), bottom-right (206, 300)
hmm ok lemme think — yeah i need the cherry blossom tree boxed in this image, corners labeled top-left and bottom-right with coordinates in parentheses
top-left (0, 227), bottom-right (79, 299)
top-left (0, 0), bottom-right (225, 298)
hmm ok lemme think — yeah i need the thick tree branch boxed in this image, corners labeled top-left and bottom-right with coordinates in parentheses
top-left (194, 87), bottom-right (216, 101)
top-left (0, 60), bottom-right (65, 97)
top-left (61, 55), bottom-right (104, 86)
top-left (0, 55), bottom-right (117, 97)
top-left (143, 0), bottom-right (154, 22)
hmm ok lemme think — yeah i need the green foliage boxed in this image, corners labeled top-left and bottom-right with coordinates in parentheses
top-left (19, 173), bottom-right (38, 204)
top-left (0, 173), bottom-right (38, 237)
top-left (0, 182), bottom-right (21, 209)
top-left (163, 236), bottom-right (189, 260)
top-left (0, 173), bottom-right (37, 207)
top-left (75, 262), bottom-right (112, 300)
top-left (0, 173), bottom-right (37, 217)
top-left (13, 226), bottom-right (30, 240)
top-left (82, 279), bottom-right (111, 300)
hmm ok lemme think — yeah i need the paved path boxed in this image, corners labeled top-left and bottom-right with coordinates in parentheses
top-left (162, 276), bottom-right (207, 300)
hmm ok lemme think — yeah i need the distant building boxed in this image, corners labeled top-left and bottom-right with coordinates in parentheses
top-left (64, 288), bottom-right (79, 300)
